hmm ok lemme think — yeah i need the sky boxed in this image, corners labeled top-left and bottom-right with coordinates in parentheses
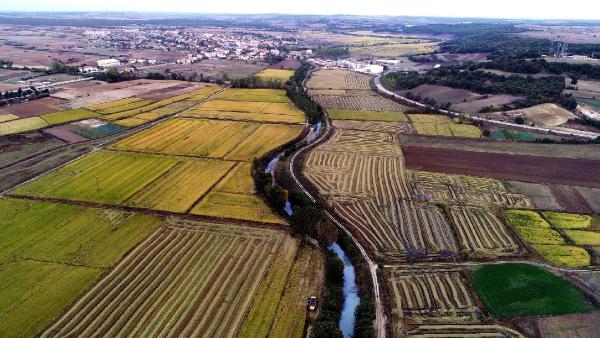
top-left (1, 0), bottom-right (599, 20)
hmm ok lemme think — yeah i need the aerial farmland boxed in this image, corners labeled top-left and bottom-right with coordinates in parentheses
top-left (0, 81), bottom-right (323, 338)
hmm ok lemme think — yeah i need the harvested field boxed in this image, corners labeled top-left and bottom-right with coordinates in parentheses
top-left (313, 94), bottom-right (407, 111)
top-left (254, 69), bottom-right (294, 82)
top-left (505, 181), bottom-right (562, 211)
top-left (403, 146), bottom-right (600, 188)
top-left (386, 267), bottom-right (479, 330)
top-left (332, 198), bottom-right (457, 260)
top-left (309, 89), bottom-right (377, 97)
top-left (407, 171), bottom-right (531, 209)
top-left (190, 192), bottom-right (285, 224)
top-left (43, 220), bottom-right (289, 338)
top-left (407, 324), bottom-right (525, 337)
top-left (307, 69), bottom-right (372, 90)
top-left (452, 95), bottom-right (524, 114)
top-left (0, 97), bottom-right (65, 117)
top-left (332, 120), bottom-right (412, 134)
top-left (448, 206), bottom-right (522, 258)
top-left (0, 198), bottom-right (160, 337)
top-left (111, 119), bottom-right (261, 159)
top-left (328, 109), bottom-right (408, 122)
top-left (0, 132), bottom-right (64, 168)
top-left (213, 88), bottom-right (290, 103)
top-left (472, 263), bottom-right (594, 318)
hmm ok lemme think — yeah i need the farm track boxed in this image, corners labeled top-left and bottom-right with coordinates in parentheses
top-left (289, 65), bottom-right (387, 337)
top-left (43, 223), bottom-right (285, 337)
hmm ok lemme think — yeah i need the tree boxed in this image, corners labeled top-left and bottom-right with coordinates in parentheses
top-left (514, 116), bottom-right (525, 124)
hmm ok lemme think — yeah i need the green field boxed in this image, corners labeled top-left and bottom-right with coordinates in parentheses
top-left (473, 263), bottom-right (594, 319)
top-left (40, 108), bottom-right (99, 125)
top-left (514, 226), bottom-right (565, 245)
top-left (328, 109), bottom-right (408, 122)
top-left (255, 69), bottom-right (294, 82)
top-left (13, 150), bottom-right (179, 205)
top-left (564, 230), bottom-right (600, 246)
top-left (532, 244), bottom-right (591, 268)
top-left (0, 117), bottom-right (49, 136)
top-left (0, 198), bottom-right (160, 337)
top-left (505, 210), bottom-right (550, 228)
top-left (542, 212), bottom-right (594, 229)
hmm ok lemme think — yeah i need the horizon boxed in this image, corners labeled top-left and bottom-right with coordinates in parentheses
top-left (0, 0), bottom-right (599, 21)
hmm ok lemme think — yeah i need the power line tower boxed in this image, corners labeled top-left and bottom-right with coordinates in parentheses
top-left (550, 26), bottom-right (569, 58)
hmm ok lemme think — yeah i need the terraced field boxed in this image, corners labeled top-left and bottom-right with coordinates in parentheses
top-left (42, 220), bottom-right (289, 338)
top-left (449, 206), bottom-right (522, 258)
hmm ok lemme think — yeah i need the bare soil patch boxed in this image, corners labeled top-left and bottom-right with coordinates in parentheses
top-left (452, 95), bottom-right (524, 114)
top-left (268, 59), bottom-right (301, 70)
top-left (548, 185), bottom-right (594, 214)
top-left (42, 126), bottom-right (88, 143)
top-left (397, 84), bottom-right (484, 104)
top-left (403, 145), bottom-right (600, 188)
top-left (0, 97), bottom-right (66, 117)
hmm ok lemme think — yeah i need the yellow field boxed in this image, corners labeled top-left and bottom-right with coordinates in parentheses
top-left (214, 88), bottom-right (290, 103)
top-left (0, 117), bottom-right (48, 136)
top-left (197, 100), bottom-right (271, 113)
top-left (89, 99), bottom-right (154, 115)
top-left (255, 69), bottom-right (294, 82)
top-left (111, 118), bottom-right (261, 159)
top-left (214, 162), bottom-right (256, 194)
top-left (0, 114), bottom-right (19, 123)
top-left (408, 114), bottom-right (481, 138)
top-left (125, 158), bottom-right (236, 213)
top-left (183, 110), bottom-right (305, 124)
top-left (87, 97), bottom-right (144, 111)
top-left (224, 124), bottom-right (304, 161)
top-left (190, 192), bottom-right (285, 224)
top-left (532, 245), bottom-right (591, 268)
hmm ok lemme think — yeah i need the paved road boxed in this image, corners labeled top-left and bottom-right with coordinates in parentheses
top-left (374, 73), bottom-right (600, 140)
top-left (288, 65), bottom-right (387, 337)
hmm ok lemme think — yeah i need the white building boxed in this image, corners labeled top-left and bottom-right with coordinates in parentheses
top-left (97, 59), bottom-right (121, 68)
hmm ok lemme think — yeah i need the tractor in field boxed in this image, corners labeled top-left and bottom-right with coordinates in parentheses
top-left (307, 296), bottom-right (318, 311)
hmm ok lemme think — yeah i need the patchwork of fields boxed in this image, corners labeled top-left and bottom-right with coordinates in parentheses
top-left (300, 68), bottom-right (600, 337)
top-left (1, 87), bottom-right (326, 337)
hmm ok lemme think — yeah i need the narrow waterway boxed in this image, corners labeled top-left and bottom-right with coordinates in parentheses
top-left (328, 242), bottom-right (360, 338)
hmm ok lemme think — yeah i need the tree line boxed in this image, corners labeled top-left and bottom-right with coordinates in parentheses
top-left (381, 66), bottom-right (576, 111)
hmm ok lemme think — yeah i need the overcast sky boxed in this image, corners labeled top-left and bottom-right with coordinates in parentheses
top-left (1, 0), bottom-right (599, 20)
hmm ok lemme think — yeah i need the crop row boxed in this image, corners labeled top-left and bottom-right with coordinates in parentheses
top-left (407, 170), bottom-right (532, 209)
top-left (449, 206), bottom-right (522, 258)
top-left (43, 221), bottom-right (285, 338)
top-left (387, 267), bottom-right (479, 325)
top-left (313, 94), bottom-right (407, 111)
top-left (307, 69), bottom-right (372, 90)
